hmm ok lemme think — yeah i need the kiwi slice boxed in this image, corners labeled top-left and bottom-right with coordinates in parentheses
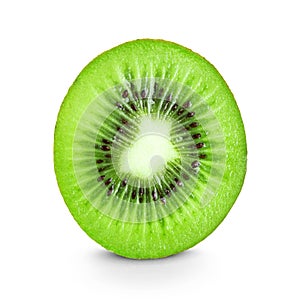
top-left (54, 39), bottom-right (247, 259)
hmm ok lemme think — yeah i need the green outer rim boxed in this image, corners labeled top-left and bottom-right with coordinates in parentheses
top-left (54, 39), bottom-right (247, 259)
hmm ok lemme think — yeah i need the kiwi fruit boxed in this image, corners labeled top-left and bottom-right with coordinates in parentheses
top-left (54, 39), bottom-right (247, 259)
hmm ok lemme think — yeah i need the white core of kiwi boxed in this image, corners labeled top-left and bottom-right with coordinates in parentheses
top-left (119, 116), bottom-right (178, 178)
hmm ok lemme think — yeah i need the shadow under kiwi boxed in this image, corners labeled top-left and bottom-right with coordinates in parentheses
top-left (84, 246), bottom-right (211, 288)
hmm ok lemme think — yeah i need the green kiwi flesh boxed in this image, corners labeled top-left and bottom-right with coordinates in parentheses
top-left (54, 39), bottom-right (247, 259)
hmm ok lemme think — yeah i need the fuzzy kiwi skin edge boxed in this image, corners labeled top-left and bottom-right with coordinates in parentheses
top-left (54, 39), bottom-right (247, 259)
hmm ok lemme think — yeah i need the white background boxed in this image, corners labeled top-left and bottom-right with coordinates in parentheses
top-left (1, 1), bottom-right (299, 299)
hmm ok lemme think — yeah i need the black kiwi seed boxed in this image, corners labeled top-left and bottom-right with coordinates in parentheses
top-left (152, 190), bottom-right (158, 201)
top-left (130, 103), bottom-right (137, 111)
top-left (121, 179), bottom-right (128, 187)
top-left (105, 154), bottom-right (112, 158)
top-left (187, 112), bottom-right (195, 118)
top-left (121, 118), bottom-right (129, 125)
top-left (177, 108), bottom-right (185, 116)
top-left (96, 159), bottom-right (104, 164)
top-left (139, 187), bottom-right (144, 196)
top-left (196, 142), bottom-right (204, 149)
top-left (116, 102), bottom-right (124, 110)
top-left (122, 90), bottom-right (128, 98)
top-left (166, 94), bottom-right (172, 102)
top-left (102, 139), bottom-right (111, 144)
top-left (174, 178), bottom-right (183, 187)
top-left (171, 103), bottom-right (178, 111)
top-left (117, 127), bottom-right (125, 134)
top-left (160, 197), bottom-right (167, 205)
top-left (192, 133), bottom-right (201, 139)
top-left (191, 161), bottom-right (200, 168)
top-left (101, 145), bottom-right (110, 151)
top-left (190, 122), bottom-right (198, 128)
top-left (105, 178), bottom-right (112, 185)
top-left (199, 154), bottom-right (207, 159)
top-left (182, 173), bottom-right (190, 180)
top-left (170, 183), bottom-right (176, 192)
top-left (165, 189), bottom-right (171, 197)
top-left (97, 175), bottom-right (105, 182)
top-left (107, 185), bottom-right (114, 196)
top-left (132, 190), bottom-right (136, 199)
top-left (182, 100), bottom-right (192, 108)
top-left (139, 198), bottom-right (143, 203)
top-left (141, 90), bottom-right (147, 98)
top-left (98, 167), bottom-right (106, 172)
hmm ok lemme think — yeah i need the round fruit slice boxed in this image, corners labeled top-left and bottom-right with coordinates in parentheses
top-left (54, 39), bottom-right (247, 259)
